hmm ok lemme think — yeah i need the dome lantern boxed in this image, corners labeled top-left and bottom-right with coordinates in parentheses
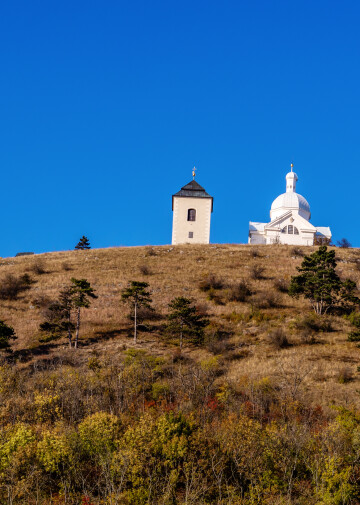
top-left (286, 163), bottom-right (298, 192)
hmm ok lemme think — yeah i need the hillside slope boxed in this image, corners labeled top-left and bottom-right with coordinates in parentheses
top-left (1, 243), bottom-right (360, 409)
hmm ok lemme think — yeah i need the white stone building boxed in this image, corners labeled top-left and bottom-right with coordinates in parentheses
top-left (249, 166), bottom-right (331, 246)
top-left (172, 176), bottom-right (213, 245)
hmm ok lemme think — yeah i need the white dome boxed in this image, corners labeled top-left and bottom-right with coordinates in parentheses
top-left (270, 192), bottom-right (311, 221)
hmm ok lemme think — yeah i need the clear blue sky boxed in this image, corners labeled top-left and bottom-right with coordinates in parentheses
top-left (0, 0), bottom-right (359, 257)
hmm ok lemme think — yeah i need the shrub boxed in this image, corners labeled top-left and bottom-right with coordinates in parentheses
top-left (346, 311), bottom-right (360, 328)
top-left (290, 247), bottom-right (304, 258)
top-left (32, 295), bottom-right (52, 309)
top-left (226, 280), bottom-right (252, 302)
top-left (273, 278), bottom-right (289, 293)
top-left (194, 303), bottom-right (209, 316)
top-left (145, 247), bottom-right (157, 257)
top-left (250, 291), bottom-right (280, 309)
top-left (250, 264), bottom-right (265, 280)
top-left (293, 314), bottom-right (333, 333)
top-left (250, 248), bottom-right (261, 258)
top-left (268, 329), bottom-right (289, 349)
top-left (337, 238), bottom-right (351, 248)
top-left (292, 315), bottom-right (332, 344)
top-left (206, 288), bottom-right (224, 305)
top-left (337, 367), bottom-right (353, 383)
top-left (172, 348), bottom-right (190, 362)
top-left (135, 306), bottom-right (161, 322)
top-left (348, 331), bottom-right (360, 342)
top-left (0, 274), bottom-right (33, 300)
top-left (299, 329), bottom-right (317, 345)
top-left (207, 339), bottom-right (234, 355)
top-left (199, 274), bottom-right (224, 292)
top-left (206, 326), bottom-right (233, 354)
top-left (139, 264), bottom-right (152, 275)
top-left (29, 260), bottom-right (47, 275)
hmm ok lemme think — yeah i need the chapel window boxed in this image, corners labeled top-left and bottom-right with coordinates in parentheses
top-left (288, 225), bottom-right (294, 234)
top-left (187, 209), bottom-right (196, 221)
top-left (294, 227), bottom-right (299, 235)
top-left (188, 232), bottom-right (193, 238)
top-left (281, 226), bottom-right (287, 233)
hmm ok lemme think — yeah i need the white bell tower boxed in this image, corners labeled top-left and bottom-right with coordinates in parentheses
top-left (171, 168), bottom-right (213, 245)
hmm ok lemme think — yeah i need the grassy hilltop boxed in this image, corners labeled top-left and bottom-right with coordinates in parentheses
top-left (1, 243), bottom-right (360, 504)
top-left (2, 243), bottom-right (360, 407)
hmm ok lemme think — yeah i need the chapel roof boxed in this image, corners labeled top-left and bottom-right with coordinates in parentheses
top-left (271, 192), bottom-right (310, 215)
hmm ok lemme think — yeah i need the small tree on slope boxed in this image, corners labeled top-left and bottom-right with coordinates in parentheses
top-left (121, 281), bottom-right (152, 343)
top-left (167, 297), bottom-right (209, 351)
top-left (39, 286), bottom-right (75, 348)
top-left (71, 278), bottom-right (97, 348)
top-left (0, 320), bottom-right (16, 351)
top-left (75, 236), bottom-right (91, 250)
top-left (288, 246), bottom-right (359, 315)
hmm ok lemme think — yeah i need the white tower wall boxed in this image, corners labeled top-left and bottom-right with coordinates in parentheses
top-left (172, 196), bottom-right (212, 245)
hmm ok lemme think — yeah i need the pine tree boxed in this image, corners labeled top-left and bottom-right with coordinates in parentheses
top-left (70, 278), bottom-right (97, 348)
top-left (75, 236), bottom-right (91, 250)
top-left (289, 246), bottom-right (359, 315)
top-left (39, 287), bottom-right (74, 347)
top-left (347, 312), bottom-right (360, 342)
top-left (0, 320), bottom-right (17, 350)
top-left (40, 281), bottom-right (96, 348)
top-left (167, 297), bottom-right (209, 351)
top-left (121, 281), bottom-right (152, 343)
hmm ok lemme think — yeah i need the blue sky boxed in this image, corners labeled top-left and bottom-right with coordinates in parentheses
top-left (0, 0), bottom-right (359, 257)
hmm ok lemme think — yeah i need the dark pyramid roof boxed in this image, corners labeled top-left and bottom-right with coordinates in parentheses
top-left (173, 179), bottom-right (212, 198)
top-left (172, 179), bottom-right (213, 211)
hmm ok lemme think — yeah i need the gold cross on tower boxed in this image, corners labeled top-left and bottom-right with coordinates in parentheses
top-left (192, 166), bottom-right (197, 179)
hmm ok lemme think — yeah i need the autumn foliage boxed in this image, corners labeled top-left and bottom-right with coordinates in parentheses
top-left (0, 244), bottom-right (360, 503)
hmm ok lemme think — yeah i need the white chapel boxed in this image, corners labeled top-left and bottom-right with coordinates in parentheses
top-left (248, 165), bottom-right (332, 246)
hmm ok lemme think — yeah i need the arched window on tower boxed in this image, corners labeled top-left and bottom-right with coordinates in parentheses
top-left (187, 209), bottom-right (196, 221)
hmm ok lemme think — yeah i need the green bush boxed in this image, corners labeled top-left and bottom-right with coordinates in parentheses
top-left (348, 331), bottom-right (360, 342)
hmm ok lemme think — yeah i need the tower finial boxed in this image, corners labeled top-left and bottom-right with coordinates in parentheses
top-left (192, 166), bottom-right (196, 180)
top-left (290, 163), bottom-right (294, 172)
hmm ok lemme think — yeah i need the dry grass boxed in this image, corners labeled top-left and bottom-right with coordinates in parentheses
top-left (0, 243), bottom-right (360, 408)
